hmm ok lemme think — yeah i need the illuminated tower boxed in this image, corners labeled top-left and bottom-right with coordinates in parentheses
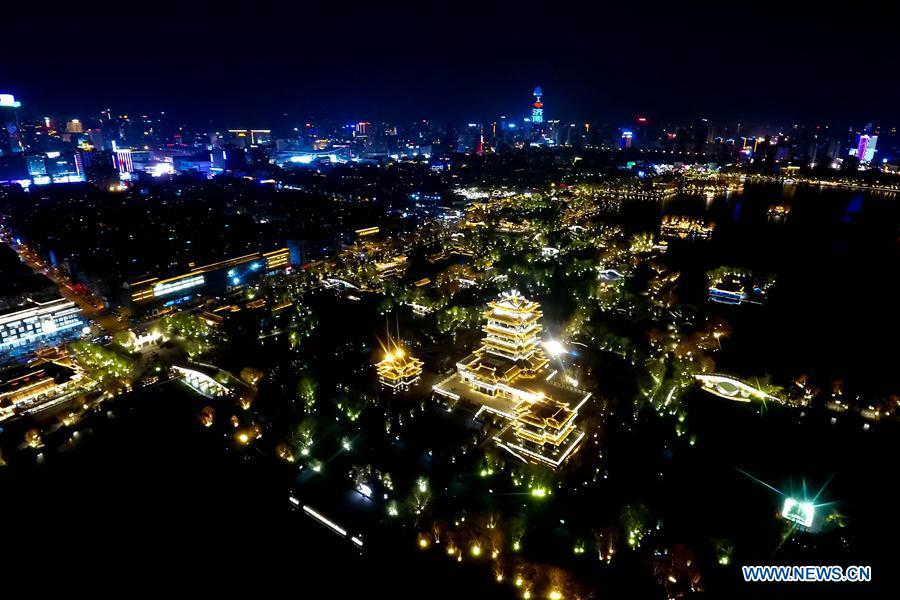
top-left (856, 134), bottom-right (878, 164)
top-left (482, 291), bottom-right (545, 362)
top-left (434, 290), bottom-right (590, 468)
top-left (531, 86), bottom-right (544, 127)
top-left (0, 93), bottom-right (23, 156)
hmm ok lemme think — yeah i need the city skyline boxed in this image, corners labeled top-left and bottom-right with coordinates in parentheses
top-left (5, 3), bottom-right (900, 125)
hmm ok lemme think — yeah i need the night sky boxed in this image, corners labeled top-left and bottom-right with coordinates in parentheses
top-left (5, 2), bottom-right (899, 126)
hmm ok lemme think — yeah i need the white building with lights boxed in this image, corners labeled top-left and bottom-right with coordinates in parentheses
top-left (0, 296), bottom-right (84, 355)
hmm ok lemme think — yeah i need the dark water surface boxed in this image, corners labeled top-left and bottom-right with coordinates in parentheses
top-left (650, 182), bottom-right (898, 395)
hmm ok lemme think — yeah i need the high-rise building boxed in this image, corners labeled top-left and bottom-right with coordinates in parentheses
top-left (826, 138), bottom-right (843, 160)
top-left (45, 151), bottom-right (82, 183)
top-left (856, 134), bottom-right (878, 164)
top-left (531, 86), bottom-right (544, 125)
top-left (0, 155), bottom-right (29, 182)
top-left (634, 116), bottom-right (649, 147)
top-left (0, 93), bottom-right (24, 156)
top-left (76, 149), bottom-right (118, 188)
top-left (0, 151), bottom-right (52, 185)
top-left (530, 86), bottom-right (544, 143)
top-left (457, 123), bottom-right (483, 155)
top-left (0, 94), bottom-right (21, 109)
top-left (113, 147), bottom-right (134, 176)
top-left (226, 129), bottom-right (272, 148)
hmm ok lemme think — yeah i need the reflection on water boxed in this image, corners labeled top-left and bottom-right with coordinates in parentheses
top-left (844, 194), bottom-right (863, 223)
top-left (644, 182), bottom-right (898, 396)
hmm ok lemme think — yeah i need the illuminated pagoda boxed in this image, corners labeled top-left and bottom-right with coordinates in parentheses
top-left (434, 291), bottom-right (590, 468)
top-left (460, 291), bottom-right (549, 396)
top-left (375, 335), bottom-right (424, 393)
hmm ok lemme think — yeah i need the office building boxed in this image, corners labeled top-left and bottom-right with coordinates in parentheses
top-left (0, 296), bottom-right (85, 355)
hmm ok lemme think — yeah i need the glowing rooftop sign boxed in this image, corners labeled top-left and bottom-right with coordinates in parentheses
top-left (0, 94), bottom-right (22, 108)
top-left (782, 497), bottom-right (814, 528)
top-left (153, 274), bottom-right (205, 298)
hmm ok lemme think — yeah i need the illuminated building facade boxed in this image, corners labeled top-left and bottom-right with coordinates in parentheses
top-left (531, 87), bottom-right (544, 126)
top-left (707, 280), bottom-right (746, 305)
top-left (355, 122), bottom-right (372, 137)
top-left (226, 129), bottom-right (272, 148)
top-left (855, 134), bottom-right (878, 164)
top-left (375, 340), bottom-right (424, 392)
top-left (0, 296), bottom-right (84, 354)
top-left (76, 148), bottom-right (118, 188)
top-left (127, 248), bottom-right (290, 311)
top-left (0, 152), bottom-right (82, 187)
top-left (434, 291), bottom-right (590, 468)
top-left (660, 215), bottom-right (715, 240)
top-left (466, 292), bottom-right (548, 387)
top-left (113, 147), bottom-right (134, 176)
top-left (1, 93), bottom-right (23, 156)
top-left (457, 123), bottom-right (484, 155)
top-left (0, 154), bottom-right (30, 184)
top-left (375, 255), bottom-right (408, 281)
top-left (274, 146), bottom-right (352, 166)
top-left (0, 357), bottom-right (82, 422)
top-left (782, 497), bottom-right (815, 528)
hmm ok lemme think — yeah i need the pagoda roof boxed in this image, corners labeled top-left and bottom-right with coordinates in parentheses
top-left (488, 290), bottom-right (541, 313)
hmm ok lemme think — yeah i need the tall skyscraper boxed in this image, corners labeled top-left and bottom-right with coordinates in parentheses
top-left (856, 134), bottom-right (878, 164)
top-left (531, 86), bottom-right (544, 125)
top-left (0, 93), bottom-right (24, 156)
top-left (457, 123), bottom-right (484, 155)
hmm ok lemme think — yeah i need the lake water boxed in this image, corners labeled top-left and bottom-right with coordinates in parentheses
top-left (643, 181), bottom-right (898, 396)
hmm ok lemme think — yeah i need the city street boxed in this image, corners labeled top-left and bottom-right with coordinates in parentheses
top-left (3, 237), bottom-right (126, 332)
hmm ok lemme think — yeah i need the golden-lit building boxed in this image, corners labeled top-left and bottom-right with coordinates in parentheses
top-left (458, 292), bottom-right (548, 400)
top-left (375, 255), bottom-right (408, 281)
top-left (434, 291), bottom-right (590, 468)
top-left (659, 215), bottom-right (715, 240)
top-left (496, 219), bottom-right (531, 234)
top-left (376, 340), bottom-right (424, 393)
top-left (127, 248), bottom-right (290, 307)
top-left (767, 203), bottom-right (791, 219)
top-left (0, 356), bottom-right (83, 422)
